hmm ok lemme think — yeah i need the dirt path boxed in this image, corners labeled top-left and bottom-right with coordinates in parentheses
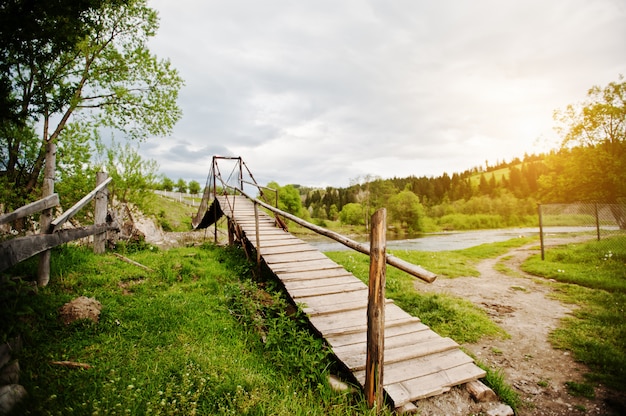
top-left (414, 242), bottom-right (617, 415)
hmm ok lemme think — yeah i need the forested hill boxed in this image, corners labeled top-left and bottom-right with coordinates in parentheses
top-left (269, 139), bottom-right (624, 233)
top-left (301, 152), bottom-right (546, 212)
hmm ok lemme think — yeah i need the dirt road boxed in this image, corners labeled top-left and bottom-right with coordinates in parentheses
top-left (414, 242), bottom-right (619, 415)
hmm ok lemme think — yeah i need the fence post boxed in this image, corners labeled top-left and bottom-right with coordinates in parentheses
top-left (37, 139), bottom-right (56, 287)
top-left (94, 171), bottom-right (108, 254)
top-left (595, 203), bottom-right (600, 241)
top-left (538, 204), bottom-right (545, 261)
top-left (254, 202), bottom-right (262, 277)
top-left (365, 208), bottom-right (386, 411)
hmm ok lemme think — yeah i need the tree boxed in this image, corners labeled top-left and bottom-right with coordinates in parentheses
top-left (339, 203), bottom-right (364, 226)
top-left (1, 0), bottom-right (107, 125)
top-left (54, 123), bottom-right (100, 221)
top-left (175, 179), bottom-right (187, 194)
top-left (540, 76), bottom-right (626, 228)
top-left (102, 140), bottom-right (158, 206)
top-left (388, 189), bottom-right (425, 232)
top-left (540, 76), bottom-right (626, 224)
top-left (267, 181), bottom-right (304, 217)
top-left (0, 0), bottom-right (183, 285)
top-left (188, 180), bottom-right (201, 195)
top-left (161, 176), bottom-right (174, 192)
top-left (555, 75), bottom-right (625, 149)
top-left (1, 0), bottom-right (182, 198)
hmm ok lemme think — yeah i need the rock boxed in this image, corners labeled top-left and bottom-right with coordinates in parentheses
top-left (0, 384), bottom-right (27, 415)
top-left (485, 403), bottom-right (514, 416)
top-left (0, 361), bottom-right (19, 385)
top-left (0, 338), bottom-right (20, 372)
top-left (327, 375), bottom-right (353, 392)
top-left (514, 379), bottom-right (542, 395)
top-left (59, 296), bottom-right (102, 325)
top-left (396, 402), bottom-right (419, 414)
top-left (0, 346), bottom-right (9, 371)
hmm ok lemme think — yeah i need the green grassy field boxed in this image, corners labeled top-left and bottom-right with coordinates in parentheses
top-left (2, 244), bottom-right (392, 415)
top-left (2, 223), bottom-right (624, 413)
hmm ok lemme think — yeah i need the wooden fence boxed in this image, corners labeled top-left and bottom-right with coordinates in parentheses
top-left (0, 172), bottom-right (114, 284)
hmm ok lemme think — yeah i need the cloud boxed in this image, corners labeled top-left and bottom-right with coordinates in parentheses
top-left (145, 0), bottom-right (626, 188)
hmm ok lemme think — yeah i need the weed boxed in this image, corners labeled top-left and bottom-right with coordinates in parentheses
top-left (565, 381), bottom-right (595, 399)
top-left (479, 365), bottom-right (522, 411)
top-left (537, 379), bottom-right (550, 388)
top-left (491, 347), bottom-right (503, 355)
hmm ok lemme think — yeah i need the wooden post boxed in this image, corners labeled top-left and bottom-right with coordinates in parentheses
top-left (94, 172), bottom-right (108, 254)
top-left (595, 203), bottom-right (600, 241)
top-left (538, 204), bottom-right (545, 261)
top-left (254, 203), bottom-right (261, 277)
top-left (365, 208), bottom-right (386, 411)
top-left (37, 139), bottom-right (56, 287)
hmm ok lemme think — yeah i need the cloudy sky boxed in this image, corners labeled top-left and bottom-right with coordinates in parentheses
top-left (144, 0), bottom-right (626, 189)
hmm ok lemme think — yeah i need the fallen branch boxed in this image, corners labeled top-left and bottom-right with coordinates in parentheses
top-left (51, 360), bottom-right (92, 370)
top-left (113, 253), bottom-right (153, 271)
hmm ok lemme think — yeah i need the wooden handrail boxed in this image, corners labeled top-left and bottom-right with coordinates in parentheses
top-left (237, 189), bottom-right (437, 284)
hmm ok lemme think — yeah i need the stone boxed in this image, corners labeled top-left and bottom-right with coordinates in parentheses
top-left (59, 296), bottom-right (102, 325)
top-left (0, 345), bottom-right (9, 370)
top-left (327, 375), bottom-right (353, 392)
top-left (0, 384), bottom-right (27, 415)
top-left (485, 403), bottom-right (514, 416)
top-left (0, 360), bottom-right (19, 385)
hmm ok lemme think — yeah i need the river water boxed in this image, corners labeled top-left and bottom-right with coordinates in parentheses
top-left (302, 226), bottom-right (601, 252)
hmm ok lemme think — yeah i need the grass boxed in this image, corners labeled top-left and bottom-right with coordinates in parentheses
top-left (137, 193), bottom-right (195, 232)
top-left (522, 236), bottom-right (626, 391)
top-left (565, 381), bottom-right (596, 399)
top-left (4, 212), bottom-right (624, 413)
top-left (1, 243), bottom-right (392, 415)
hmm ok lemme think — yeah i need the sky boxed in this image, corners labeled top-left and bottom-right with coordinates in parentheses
top-left (143, 0), bottom-right (626, 189)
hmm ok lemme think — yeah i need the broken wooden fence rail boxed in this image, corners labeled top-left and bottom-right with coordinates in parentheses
top-left (50, 176), bottom-right (112, 232)
top-left (0, 194), bottom-right (60, 226)
top-left (0, 173), bottom-right (114, 275)
top-left (0, 224), bottom-right (108, 272)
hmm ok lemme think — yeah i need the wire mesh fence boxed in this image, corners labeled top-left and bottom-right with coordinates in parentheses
top-left (538, 202), bottom-right (626, 260)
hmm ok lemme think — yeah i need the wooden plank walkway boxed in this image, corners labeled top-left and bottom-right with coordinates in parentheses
top-left (215, 195), bottom-right (486, 410)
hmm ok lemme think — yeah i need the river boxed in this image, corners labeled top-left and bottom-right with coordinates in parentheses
top-left (301, 226), bottom-right (601, 252)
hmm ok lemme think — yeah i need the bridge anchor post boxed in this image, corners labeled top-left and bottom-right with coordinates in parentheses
top-left (365, 208), bottom-right (387, 411)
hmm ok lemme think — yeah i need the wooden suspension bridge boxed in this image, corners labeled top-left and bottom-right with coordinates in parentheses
top-left (192, 156), bottom-right (490, 412)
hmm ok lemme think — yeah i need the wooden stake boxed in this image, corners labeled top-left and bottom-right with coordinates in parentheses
top-left (113, 253), bottom-right (153, 272)
top-left (51, 360), bottom-right (92, 370)
top-left (254, 203), bottom-right (261, 277)
top-left (94, 172), bottom-right (108, 254)
top-left (365, 208), bottom-right (386, 411)
top-left (37, 139), bottom-right (56, 287)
